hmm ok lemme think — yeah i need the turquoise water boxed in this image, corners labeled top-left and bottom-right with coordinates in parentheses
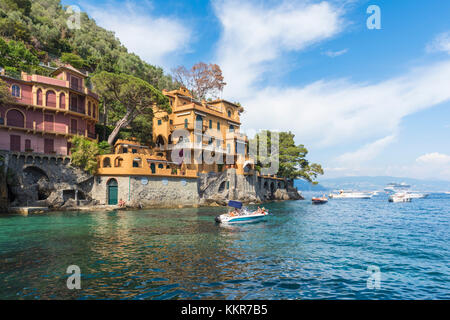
top-left (0, 193), bottom-right (449, 300)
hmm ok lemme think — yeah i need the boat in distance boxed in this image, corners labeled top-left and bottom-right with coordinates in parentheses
top-left (384, 182), bottom-right (411, 193)
top-left (389, 192), bottom-right (412, 203)
top-left (215, 200), bottom-right (269, 224)
top-left (329, 190), bottom-right (373, 199)
top-left (312, 195), bottom-right (328, 204)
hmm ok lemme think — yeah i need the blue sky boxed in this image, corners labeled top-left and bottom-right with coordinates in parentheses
top-left (65, 0), bottom-right (450, 181)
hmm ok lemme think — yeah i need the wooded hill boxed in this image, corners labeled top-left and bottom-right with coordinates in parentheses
top-left (0, 0), bottom-right (177, 91)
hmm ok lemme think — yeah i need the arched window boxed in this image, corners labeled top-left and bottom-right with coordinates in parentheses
top-left (227, 110), bottom-right (232, 118)
top-left (156, 135), bottom-right (165, 148)
top-left (36, 89), bottom-right (42, 105)
top-left (195, 115), bottom-right (203, 130)
top-left (6, 109), bottom-right (25, 128)
top-left (11, 84), bottom-right (21, 98)
top-left (59, 93), bottom-right (66, 109)
top-left (46, 90), bottom-right (56, 107)
top-left (114, 157), bottom-right (123, 167)
top-left (102, 157), bottom-right (111, 168)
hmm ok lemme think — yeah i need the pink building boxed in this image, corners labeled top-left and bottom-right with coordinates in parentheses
top-left (0, 65), bottom-right (99, 155)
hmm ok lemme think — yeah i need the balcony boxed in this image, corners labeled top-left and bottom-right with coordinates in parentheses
top-left (69, 104), bottom-right (86, 115)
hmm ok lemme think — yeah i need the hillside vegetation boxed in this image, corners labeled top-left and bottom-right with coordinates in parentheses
top-left (0, 0), bottom-right (177, 90)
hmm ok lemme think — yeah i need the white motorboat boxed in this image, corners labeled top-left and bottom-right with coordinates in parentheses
top-left (405, 192), bottom-right (428, 199)
top-left (384, 182), bottom-right (411, 193)
top-left (215, 201), bottom-right (269, 224)
top-left (329, 190), bottom-right (373, 199)
top-left (388, 193), bottom-right (412, 203)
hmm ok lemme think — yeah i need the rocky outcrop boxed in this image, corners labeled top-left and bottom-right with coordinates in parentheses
top-left (198, 169), bottom-right (302, 205)
top-left (1, 151), bottom-right (95, 210)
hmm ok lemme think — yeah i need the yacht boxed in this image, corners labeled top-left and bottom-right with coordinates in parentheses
top-left (405, 192), bottom-right (429, 199)
top-left (384, 182), bottom-right (411, 193)
top-left (329, 190), bottom-right (373, 199)
top-left (389, 192), bottom-right (412, 203)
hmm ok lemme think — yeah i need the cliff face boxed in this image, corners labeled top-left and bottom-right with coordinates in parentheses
top-left (198, 169), bottom-right (303, 206)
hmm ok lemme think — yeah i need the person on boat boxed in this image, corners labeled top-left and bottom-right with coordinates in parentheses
top-left (261, 207), bottom-right (266, 214)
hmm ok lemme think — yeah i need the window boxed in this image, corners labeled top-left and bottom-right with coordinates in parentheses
top-left (132, 158), bottom-right (141, 168)
top-left (11, 85), bottom-right (20, 98)
top-left (150, 163), bottom-right (156, 174)
top-left (217, 122), bottom-right (220, 130)
top-left (209, 119), bottom-right (212, 129)
top-left (132, 149), bottom-right (137, 154)
top-left (184, 118), bottom-right (188, 128)
top-left (46, 91), bottom-right (56, 107)
top-left (158, 119), bottom-right (162, 125)
top-left (158, 164), bottom-right (164, 169)
top-left (103, 157), bottom-right (111, 168)
top-left (229, 125), bottom-right (234, 133)
top-left (25, 139), bottom-right (31, 151)
top-left (122, 147), bottom-right (128, 153)
top-left (170, 120), bottom-right (173, 125)
top-left (228, 110), bottom-right (232, 118)
top-left (36, 89), bottom-right (42, 105)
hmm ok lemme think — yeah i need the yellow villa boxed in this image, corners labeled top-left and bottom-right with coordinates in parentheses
top-left (92, 87), bottom-right (296, 207)
top-left (97, 87), bottom-right (255, 179)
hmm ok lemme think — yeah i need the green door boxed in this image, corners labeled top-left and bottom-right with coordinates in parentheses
top-left (107, 179), bottom-right (118, 205)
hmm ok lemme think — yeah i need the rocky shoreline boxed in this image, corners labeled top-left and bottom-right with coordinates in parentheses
top-left (1, 151), bottom-right (304, 213)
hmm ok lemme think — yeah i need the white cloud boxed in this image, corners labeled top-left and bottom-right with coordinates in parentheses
top-left (426, 31), bottom-right (450, 54)
top-left (213, 2), bottom-right (450, 150)
top-left (80, 0), bottom-right (191, 67)
top-left (322, 48), bottom-right (348, 57)
top-left (213, 0), bottom-right (344, 97)
top-left (335, 134), bottom-right (396, 165)
top-left (416, 152), bottom-right (450, 165)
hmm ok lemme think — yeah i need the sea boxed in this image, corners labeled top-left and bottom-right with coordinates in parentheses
top-left (0, 192), bottom-right (449, 299)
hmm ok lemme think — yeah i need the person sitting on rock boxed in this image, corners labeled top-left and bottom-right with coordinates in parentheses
top-left (118, 198), bottom-right (125, 207)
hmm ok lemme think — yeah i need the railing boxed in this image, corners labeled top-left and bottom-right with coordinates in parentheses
top-left (70, 82), bottom-right (84, 92)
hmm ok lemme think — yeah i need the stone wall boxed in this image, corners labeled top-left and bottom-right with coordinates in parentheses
top-left (0, 149), bottom-right (302, 211)
top-left (91, 175), bottom-right (199, 208)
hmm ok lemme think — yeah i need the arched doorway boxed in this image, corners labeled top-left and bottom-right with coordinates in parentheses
top-left (107, 178), bottom-right (118, 205)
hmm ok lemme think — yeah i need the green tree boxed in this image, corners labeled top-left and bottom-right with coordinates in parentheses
top-left (252, 131), bottom-right (324, 183)
top-left (61, 52), bottom-right (86, 69)
top-left (0, 79), bottom-right (15, 104)
top-left (69, 135), bottom-right (100, 174)
top-left (91, 71), bottom-right (170, 145)
top-left (0, 38), bottom-right (39, 73)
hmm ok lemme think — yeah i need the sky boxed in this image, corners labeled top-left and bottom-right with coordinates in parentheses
top-left (64, 0), bottom-right (450, 181)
